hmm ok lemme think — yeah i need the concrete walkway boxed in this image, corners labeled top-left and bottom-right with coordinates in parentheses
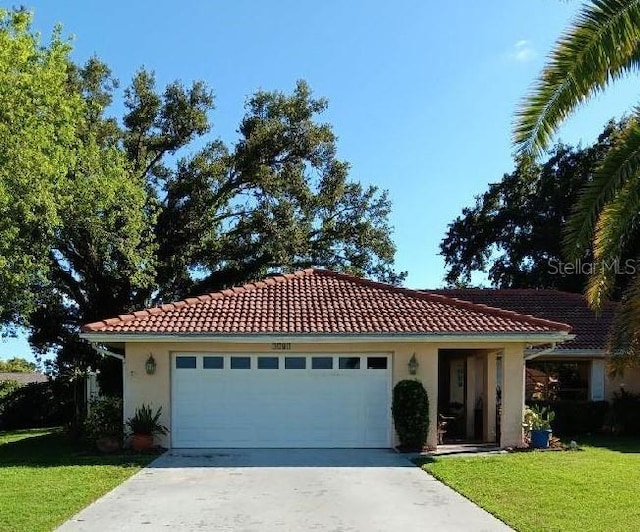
top-left (57, 449), bottom-right (512, 532)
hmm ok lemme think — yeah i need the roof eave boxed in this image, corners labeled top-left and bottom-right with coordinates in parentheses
top-left (80, 331), bottom-right (574, 345)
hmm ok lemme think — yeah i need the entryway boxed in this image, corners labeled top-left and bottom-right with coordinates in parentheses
top-left (437, 349), bottom-right (502, 444)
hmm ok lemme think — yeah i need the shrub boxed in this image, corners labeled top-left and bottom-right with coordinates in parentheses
top-left (612, 389), bottom-right (640, 435)
top-left (0, 380), bottom-right (73, 430)
top-left (0, 380), bottom-right (21, 402)
top-left (526, 400), bottom-right (609, 436)
top-left (126, 404), bottom-right (168, 437)
top-left (392, 379), bottom-right (429, 450)
top-left (84, 397), bottom-right (123, 440)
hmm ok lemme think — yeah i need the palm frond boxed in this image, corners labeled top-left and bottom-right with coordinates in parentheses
top-left (514, 0), bottom-right (640, 157)
top-left (607, 272), bottom-right (640, 376)
top-left (564, 113), bottom-right (640, 259)
top-left (586, 176), bottom-right (640, 307)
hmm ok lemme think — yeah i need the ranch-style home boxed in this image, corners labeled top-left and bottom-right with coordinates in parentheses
top-left (80, 269), bottom-right (572, 450)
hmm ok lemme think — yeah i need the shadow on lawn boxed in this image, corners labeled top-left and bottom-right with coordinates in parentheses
top-left (0, 431), bottom-right (157, 468)
top-left (575, 435), bottom-right (640, 454)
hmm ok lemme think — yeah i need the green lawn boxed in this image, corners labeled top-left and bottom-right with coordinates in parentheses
top-left (421, 438), bottom-right (640, 532)
top-left (0, 428), bottom-right (156, 532)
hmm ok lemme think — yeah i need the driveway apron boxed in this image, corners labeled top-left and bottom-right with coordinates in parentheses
top-left (57, 449), bottom-right (512, 532)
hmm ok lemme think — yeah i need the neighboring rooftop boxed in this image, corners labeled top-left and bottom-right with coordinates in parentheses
top-left (0, 372), bottom-right (48, 385)
top-left (426, 289), bottom-right (617, 351)
top-left (82, 269), bottom-right (570, 336)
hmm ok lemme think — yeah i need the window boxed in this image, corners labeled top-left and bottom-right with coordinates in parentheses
top-left (312, 357), bottom-right (333, 369)
top-left (230, 356), bottom-right (251, 369)
top-left (339, 357), bottom-right (360, 369)
top-left (526, 360), bottom-right (590, 401)
top-left (175, 356), bottom-right (196, 369)
top-left (258, 356), bottom-right (279, 369)
top-left (203, 356), bottom-right (224, 369)
top-left (367, 357), bottom-right (387, 370)
top-left (285, 357), bottom-right (306, 369)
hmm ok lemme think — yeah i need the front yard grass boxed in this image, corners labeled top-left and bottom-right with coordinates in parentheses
top-left (0, 428), bottom-right (156, 532)
top-left (421, 438), bottom-right (640, 532)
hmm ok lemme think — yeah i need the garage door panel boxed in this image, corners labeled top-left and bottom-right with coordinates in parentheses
top-left (171, 354), bottom-right (390, 448)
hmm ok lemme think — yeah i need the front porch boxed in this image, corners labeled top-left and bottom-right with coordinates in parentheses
top-left (427, 346), bottom-right (524, 449)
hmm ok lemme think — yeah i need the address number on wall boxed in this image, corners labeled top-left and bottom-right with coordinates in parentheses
top-left (271, 343), bottom-right (292, 350)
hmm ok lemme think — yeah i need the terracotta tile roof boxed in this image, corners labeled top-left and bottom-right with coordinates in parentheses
top-left (426, 289), bottom-right (616, 351)
top-left (82, 269), bottom-right (571, 336)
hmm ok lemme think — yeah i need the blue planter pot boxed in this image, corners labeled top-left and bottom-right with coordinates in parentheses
top-left (531, 429), bottom-right (552, 449)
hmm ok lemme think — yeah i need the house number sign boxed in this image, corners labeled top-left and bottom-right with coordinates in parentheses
top-left (271, 343), bottom-right (292, 350)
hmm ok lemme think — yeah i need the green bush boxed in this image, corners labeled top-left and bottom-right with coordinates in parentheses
top-left (0, 380), bottom-right (21, 402)
top-left (0, 380), bottom-right (73, 429)
top-left (84, 397), bottom-right (123, 440)
top-left (392, 379), bottom-right (429, 450)
top-left (612, 389), bottom-right (640, 435)
top-left (527, 400), bottom-right (609, 436)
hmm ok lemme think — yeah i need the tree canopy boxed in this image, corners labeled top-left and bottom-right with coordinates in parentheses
top-left (0, 9), bottom-right (84, 329)
top-left (0, 357), bottom-right (36, 373)
top-left (0, 10), bottom-right (404, 387)
top-left (440, 122), bottom-right (627, 292)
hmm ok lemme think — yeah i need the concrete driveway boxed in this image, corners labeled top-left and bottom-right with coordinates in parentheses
top-left (57, 449), bottom-right (511, 532)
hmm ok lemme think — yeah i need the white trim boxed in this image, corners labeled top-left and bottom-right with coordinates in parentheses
top-left (524, 348), bottom-right (606, 358)
top-left (81, 332), bottom-right (573, 345)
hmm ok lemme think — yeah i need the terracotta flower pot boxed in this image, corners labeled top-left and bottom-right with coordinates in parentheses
top-left (131, 434), bottom-right (154, 452)
top-left (96, 436), bottom-right (121, 453)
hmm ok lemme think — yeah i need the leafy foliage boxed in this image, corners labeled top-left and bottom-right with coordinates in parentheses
top-left (440, 122), bottom-right (624, 291)
top-left (514, 0), bottom-right (640, 370)
top-left (514, 0), bottom-right (640, 157)
top-left (392, 379), bottom-right (429, 449)
top-left (0, 381), bottom-right (73, 430)
top-left (125, 404), bottom-right (167, 437)
top-left (527, 400), bottom-right (609, 436)
top-left (0, 9), bottom-right (404, 386)
top-left (0, 9), bottom-right (84, 327)
top-left (0, 357), bottom-right (36, 372)
top-left (611, 388), bottom-right (640, 435)
top-left (523, 405), bottom-right (556, 431)
top-left (84, 397), bottom-right (123, 440)
top-left (0, 380), bottom-right (21, 402)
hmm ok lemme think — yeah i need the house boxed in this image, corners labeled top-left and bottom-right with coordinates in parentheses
top-left (80, 269), bottom-right (571, 449)
top-left (427, 289), bottom-right (630, 402)
top-left (0, 372), bottom-right (48, 385)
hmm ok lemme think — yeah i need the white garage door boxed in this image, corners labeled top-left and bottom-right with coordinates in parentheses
top-left (171, 353), bottom-right (391, 448)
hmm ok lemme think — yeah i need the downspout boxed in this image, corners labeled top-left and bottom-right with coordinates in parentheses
top-left (92, 344), bottom-right (125, 361)
top-left (524, 342), bottom-right (557, 361)
top-left (90, 343), bottom-right (126, 430)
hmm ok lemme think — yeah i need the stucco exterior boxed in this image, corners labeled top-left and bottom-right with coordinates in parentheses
top-left (122, 339), bottom-right (527, 449)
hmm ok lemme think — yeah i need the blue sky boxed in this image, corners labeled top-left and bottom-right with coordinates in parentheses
top-left (2, 0), bottom-right (638, 361)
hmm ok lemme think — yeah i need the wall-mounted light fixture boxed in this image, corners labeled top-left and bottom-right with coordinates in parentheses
top-left (408, 353), bottom-right (419, 376)
top-left (145, 354), bottom-right (157, 375)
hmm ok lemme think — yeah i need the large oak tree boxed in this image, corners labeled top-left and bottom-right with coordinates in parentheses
top-left (1, 10), bottom-right (404, 390)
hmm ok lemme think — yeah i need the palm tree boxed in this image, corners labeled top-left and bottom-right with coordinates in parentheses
top-left (514, 0), bottom-right (640, 370)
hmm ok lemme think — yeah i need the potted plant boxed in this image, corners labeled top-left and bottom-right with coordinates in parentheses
top-left (126, 404), bottom-right (168, 451)
top-left (523, 405), bottom-right (555, 449)
top-left (84, 397), bottom-right (123, 453)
